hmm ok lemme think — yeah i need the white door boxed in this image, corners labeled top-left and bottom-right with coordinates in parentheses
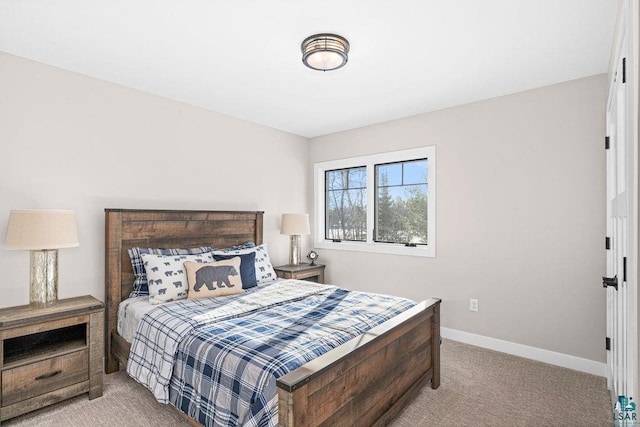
top-left (605, 22), bottom-right (635, 409)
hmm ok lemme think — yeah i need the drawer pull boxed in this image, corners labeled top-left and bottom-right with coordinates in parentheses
top-left (35, 370), bottom-right (62, 380)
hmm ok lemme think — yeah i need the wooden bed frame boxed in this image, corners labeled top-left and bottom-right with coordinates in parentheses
top-left (105, 208), bottom-right (440, 426)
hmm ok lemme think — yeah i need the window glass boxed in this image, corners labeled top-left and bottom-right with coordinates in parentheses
top-left (376, 163), bottom-right (402, 186)
top-left (325, 167), bottom-right (367, 241)
top-left (403, 159), bottom-right (428, 185)
top-left (375, 159), bottom-right (428, 244)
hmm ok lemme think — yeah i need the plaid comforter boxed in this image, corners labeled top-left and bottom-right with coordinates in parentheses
top-left (127, 280), bottom-right (415, 427)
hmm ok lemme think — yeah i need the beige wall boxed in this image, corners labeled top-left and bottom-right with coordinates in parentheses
top-left (309, 75), bottom-right (608, 362)
top-left (0, 52), bottom-right (309, 308)
top-left (0, 51), bottom-right (608, 364)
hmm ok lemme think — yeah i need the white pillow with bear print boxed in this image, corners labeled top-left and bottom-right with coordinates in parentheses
top-left (141, 252), bottom-right (214, 304)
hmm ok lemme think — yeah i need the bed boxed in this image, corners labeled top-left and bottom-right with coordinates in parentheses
top-left (104, 208), bottom-right (441, 426)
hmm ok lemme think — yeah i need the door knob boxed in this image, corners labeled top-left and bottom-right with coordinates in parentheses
top-left (602, 275), bottom-right (618, 291)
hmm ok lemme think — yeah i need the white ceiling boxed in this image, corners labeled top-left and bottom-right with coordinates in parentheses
top-left (0, 0), bottom-right (618, 138)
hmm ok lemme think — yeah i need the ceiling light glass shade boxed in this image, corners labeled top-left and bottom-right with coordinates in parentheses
top-left (301, 33), bottom-right (350, 71)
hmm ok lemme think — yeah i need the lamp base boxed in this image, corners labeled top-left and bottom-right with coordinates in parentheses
top-left (30, 249), bottom-right (58, 307)
top-left (289, 235), bottom-right (302, 266)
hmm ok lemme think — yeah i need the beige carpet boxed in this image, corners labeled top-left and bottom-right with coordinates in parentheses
top-left (392, 340), bottom-right (612, 427)
top-left (4, 340), bottom-right (612, 426)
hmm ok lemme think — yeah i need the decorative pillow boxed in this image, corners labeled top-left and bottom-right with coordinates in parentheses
top-left (141, 252), bottom-right (214, 304)
top-left (185, 257), bottom-right (244, 299)
top-left (212, 251), bottom-right (257, 289)
top-left (213, 241), bottom-right (256, 252)
top-left (128, 246), bottom-right (212, 297)
top-left (211, 243), bottom-right (276, 284)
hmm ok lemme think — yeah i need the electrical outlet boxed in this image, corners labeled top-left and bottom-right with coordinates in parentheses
top-left (469, 298), bottom-right (479, 312)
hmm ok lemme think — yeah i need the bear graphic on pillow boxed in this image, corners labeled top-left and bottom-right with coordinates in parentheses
top-left (193, 265), bottom-right (238, 291)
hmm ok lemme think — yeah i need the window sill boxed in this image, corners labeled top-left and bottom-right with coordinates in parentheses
top-left (315, 240), bottom-right (435, 257)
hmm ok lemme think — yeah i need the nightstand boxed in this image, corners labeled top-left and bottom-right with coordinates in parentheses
top-left (0, 295), bottom-right (104, 422)
top-left (274, 263), bottom-right (325, 284)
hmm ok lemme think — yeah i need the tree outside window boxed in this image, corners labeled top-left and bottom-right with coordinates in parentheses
top-left (375, 159), bottom-right (428, 245)
top-left (325, 167), bottom-right (367, 241)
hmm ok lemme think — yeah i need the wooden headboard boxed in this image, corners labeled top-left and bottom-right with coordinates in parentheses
top-left (104, 208), bottom-right (264, 372)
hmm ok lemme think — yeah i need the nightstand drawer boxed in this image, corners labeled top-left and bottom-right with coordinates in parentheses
top-left (2, 349), bottom-right (89, 406)
top-left (274, 263), bottom-right (325, 284)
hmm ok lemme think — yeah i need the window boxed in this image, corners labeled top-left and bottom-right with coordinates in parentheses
top-left (375, 159), bottom-right (428, 244)
top-left (325, 167), bottom-right (367, 241)
top-left (315, 146), bottom-right (435, 257)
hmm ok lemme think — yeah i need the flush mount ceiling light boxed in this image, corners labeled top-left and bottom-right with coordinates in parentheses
top-left (301, 33), bottom-right (350, 71)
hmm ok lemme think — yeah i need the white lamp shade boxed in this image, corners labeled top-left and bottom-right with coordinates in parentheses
top-left (5, 209), bottom-right (79, 250)
top-left (280, 213), bottom-right (310, 235)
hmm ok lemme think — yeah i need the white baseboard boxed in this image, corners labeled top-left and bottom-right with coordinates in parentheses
top-left (441, 327), bottom-right (606, 377)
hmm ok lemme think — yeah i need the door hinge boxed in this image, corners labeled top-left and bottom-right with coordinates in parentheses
top-left (606, 237), bottom-right (611, 250)
top-left (606, 337), bottom-right (611, 351)
top-left (605, 136), bottom-right (610, 150)
top-left (623, 257), bottom-right (627, 282)
top-left (623, 58), bottom-right (627, 83)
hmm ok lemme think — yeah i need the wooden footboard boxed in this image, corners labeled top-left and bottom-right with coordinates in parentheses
top-left (110, 298), bottom-right (440, 426)
top-left (276, 298), bottom-right (440, 427)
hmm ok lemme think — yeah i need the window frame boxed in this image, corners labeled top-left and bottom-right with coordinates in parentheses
top-left (314, 146), bottom-right (436, 257)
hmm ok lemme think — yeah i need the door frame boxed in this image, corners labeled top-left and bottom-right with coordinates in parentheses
top-left (606, 0), bottom-right (639, 408)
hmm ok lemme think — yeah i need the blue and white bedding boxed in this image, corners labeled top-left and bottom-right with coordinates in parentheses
top-left (118, 295), bottom-right (155, 342)
top-left (126, 280), bottom-right (415, 427)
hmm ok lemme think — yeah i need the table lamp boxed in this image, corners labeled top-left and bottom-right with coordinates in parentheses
top-left (280, 213), bottom-right (310, 266)
top-left (5, 209), bottom-right (79, 307)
